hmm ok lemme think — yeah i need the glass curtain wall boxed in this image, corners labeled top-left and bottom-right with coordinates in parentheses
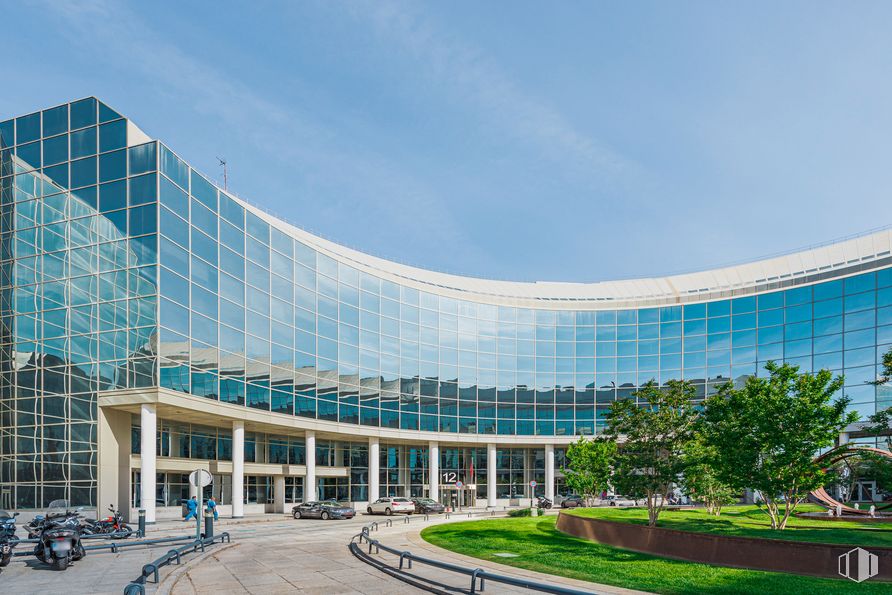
top-left (3, 98), bottom-right (892, 509)
top-left (0, 99), bottom-right (158, 508)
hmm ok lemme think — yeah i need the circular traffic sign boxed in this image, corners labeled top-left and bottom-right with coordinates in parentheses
top-left (189, 469), bottom-right (213, 487)
top-left (455, 481), bottom-right (463, 488)
top-left (529, 480), bottom-right (538, 487)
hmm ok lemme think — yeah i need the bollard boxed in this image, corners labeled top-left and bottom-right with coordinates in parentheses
top-left (204, 510), bottom-right (214, 539)
top-left (138, 509), bottom-right (146, 538)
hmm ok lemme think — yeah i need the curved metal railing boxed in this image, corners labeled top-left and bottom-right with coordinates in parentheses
top-left (348, 511), bottom-right (597, 594)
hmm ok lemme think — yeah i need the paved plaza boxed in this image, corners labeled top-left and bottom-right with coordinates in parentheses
top-left (0, 512), bottom-right (647, 594)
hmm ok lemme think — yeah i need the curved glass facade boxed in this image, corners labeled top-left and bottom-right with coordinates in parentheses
top-left (1, 98), bottom-right (890, 509)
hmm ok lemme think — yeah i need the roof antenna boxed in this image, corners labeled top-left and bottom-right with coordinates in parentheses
top-left (217, 157), bottom-right (228, 191)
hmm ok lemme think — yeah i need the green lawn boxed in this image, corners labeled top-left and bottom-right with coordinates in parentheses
top-left (420, 515), bottom-right (890, 594)
top-left (567, 504), bottom-right (892, 547)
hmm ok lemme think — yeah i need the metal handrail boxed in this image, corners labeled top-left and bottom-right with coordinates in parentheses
top-left (349, 508), bottom-right (593, 594)
top-left (122, 532), bottom-right (230, 595)
top-left (12, 533), bottom-right (205, 557)
top-left (350, 535), bottom-right (595, 595)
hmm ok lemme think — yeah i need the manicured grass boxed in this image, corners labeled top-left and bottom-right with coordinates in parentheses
top-left (567, 505), bottom-right (892, 547)
top-left (421, 516), bottom-right (890, 594)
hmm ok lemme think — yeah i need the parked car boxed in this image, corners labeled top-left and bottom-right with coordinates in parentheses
top-left (292, 500), bottom-right (356, 520)
top-left (411, 498), bottom-right (445, 514)
top-left (560, 494), bottom-right (586, 508)
top-left (606, 495), bottom-right (637, 507)
top-left (367, 497), bottom-right (415, 516)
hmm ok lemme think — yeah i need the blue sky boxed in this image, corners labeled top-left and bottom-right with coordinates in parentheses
top-left (4, 1), bottom-right (891, 282)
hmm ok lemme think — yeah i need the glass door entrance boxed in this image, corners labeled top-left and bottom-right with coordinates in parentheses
top-left (439, 486), bottom-right (476, 509)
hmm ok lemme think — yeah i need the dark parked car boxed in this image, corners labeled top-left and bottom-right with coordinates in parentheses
top-left (560, 494), bottom-right (586, 508)
top-left (292, 500), bottom-right (356, 520)
top-left (411, 498), bottom-right (445, 514)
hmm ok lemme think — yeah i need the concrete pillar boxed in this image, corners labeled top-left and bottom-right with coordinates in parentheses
top-left (368, 437), bottom-right (380, 503)
top-left (274, 476), bottom-right (285, 514)
top-left (429, 441), bottom-right (439, 502)
top-left (487, 443), bottom-right (497, 507)
top-left (139, 403), bottom-right (156, 523)
top-left (305, 431), bottom-right (316, 502)
top-left (97, 407), bottom-right (132, 521)
top-left (545, 444), bottom-right (555, 501)
top-left (398, 445), bottom-right (409, 497)
top-left (839, 432), bottom-right (850, 446)
top-left (232, 420), bottom-right (244, 518)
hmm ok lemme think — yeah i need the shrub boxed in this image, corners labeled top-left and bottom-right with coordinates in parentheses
top-left (508, 508), bottom-right (532, 517)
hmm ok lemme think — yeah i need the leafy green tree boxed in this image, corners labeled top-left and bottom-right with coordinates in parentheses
top-left (681, 434), bottom-right (738, 516)
top-left (605, 379), bottom-right (699, 526)
top-left (861, 451), bottom-right (892, 499)
top-left (702, 361), bottom-right (856, 529)
top-left (866, 346), bottom-right (892, 449)
top-left (563, 436), bottom-right (616, 505)
top-left (823, 456), bottom-right (860, 503)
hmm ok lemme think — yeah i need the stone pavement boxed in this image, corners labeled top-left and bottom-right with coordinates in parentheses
top-left (161, 516), bottom-right (415, 595)
top-left (0, 511), bottom-right (652, 594)
top-left (162, 512), bottom-right (650, 595)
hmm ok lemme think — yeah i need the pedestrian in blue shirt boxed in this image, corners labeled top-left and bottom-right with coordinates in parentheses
top-left (184, 496), bottom-right (198, 521)
top-left (206, 496), bottom-right (218, 520)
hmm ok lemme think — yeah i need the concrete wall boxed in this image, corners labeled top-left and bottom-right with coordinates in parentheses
top-left (97, 408), bottom-right (132, 521)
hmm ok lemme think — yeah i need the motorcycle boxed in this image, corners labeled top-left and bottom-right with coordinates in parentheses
top-left (33, 499), bottom-right (85, 571)
top-left (536, 496), bottom-right (553, 509)
top-left (90, 505), bottom-right (132, 538)
top-left (0, 509), bottom-right (19, 571)
top-left (23, 514), bottom-right (44, 539)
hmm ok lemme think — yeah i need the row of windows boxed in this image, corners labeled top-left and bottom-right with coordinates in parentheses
top-left (2, 144), bottom-right (157, 196)
top-left (0, 99), bottom-right (120, 149)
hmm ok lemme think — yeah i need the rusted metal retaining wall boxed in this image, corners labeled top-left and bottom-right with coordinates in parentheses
top-left (555, 512), bottom-right (892, 581)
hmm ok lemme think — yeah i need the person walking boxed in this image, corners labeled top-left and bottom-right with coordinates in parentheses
top-left (184, 496), bottom-right (198, 521)
top-left (206, 495), bottom-right (218, 520)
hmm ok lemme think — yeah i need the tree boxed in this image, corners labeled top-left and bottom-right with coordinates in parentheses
top-left (865, 346), bottom-right (892, 449)
top-left (861, 451), bottom-right (892, 498)
top-left (605, 379), bottom-right (699, 526)
top-left (563, 436), bottom-right (616, 505)
top-left (681, 434), bottom-right (738, 516)
top-left (702, 361), bottom-right (856, 530)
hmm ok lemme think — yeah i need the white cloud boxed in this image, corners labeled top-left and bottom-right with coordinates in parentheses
top-left (343, 0), bottom-right (638, 180)
top-left (35, 0), bottom-right (494, 274)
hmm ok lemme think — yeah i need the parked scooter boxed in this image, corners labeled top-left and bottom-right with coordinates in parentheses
top-left (33, 500), bottom-right (85, 571)
top-left (0, 509), bottom-right (19, 571)
top-left (536, 496), bottom-right (553, 509)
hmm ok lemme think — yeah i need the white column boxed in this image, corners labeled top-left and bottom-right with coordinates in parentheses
top-left (139, 403), bottom-right (156, 523)
top-left (429, 441), bottom-right (439, 501)
top-left (232, 421), bottom-right (244, 518)
top-left (274, 476), bottom-right (285, 514)
top-left (368, 437), bottom-right (380, 503)
top-left (398, 445), bottom-right (409, 497)
top-left (545, 444), bottom-right (555, 501)
top-left (839, 432), bottom-right (850, 446)
top-left (305, 431), bottom-right (316, 502)
top-left (487, 443), bottom-right (497, 507)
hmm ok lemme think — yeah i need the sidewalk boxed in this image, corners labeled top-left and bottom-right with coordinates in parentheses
top-left (144, 512), bottom-right (291, 534)
top-left (159, 510), bottom-right (650, 594)
top-left (145, 506), bottom-right (504, 533)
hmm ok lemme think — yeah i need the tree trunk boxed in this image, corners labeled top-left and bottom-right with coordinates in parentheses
top-left (763, 499), bottom-right (780, 530)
